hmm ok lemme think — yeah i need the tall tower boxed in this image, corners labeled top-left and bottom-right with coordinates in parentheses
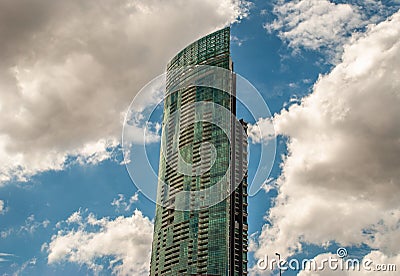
top-left (150, 27), bottom-right (248, 275)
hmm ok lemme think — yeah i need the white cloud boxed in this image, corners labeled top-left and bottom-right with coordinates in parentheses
top-left (0, 200), bottom-right (4, 214)
top-left (0, 0), bottom-right (249, 185)
top-left (254, 9), bottom-right (400, 262)
top-left (231, 35), bottom-right (246, 46)
top-left (351, 251), bottom-right (400, 275)
top-left (0, 252), bottom-right (15, 263)
top-left (1, 214), bottom-right (50, 238)
top-left (11, 257), bottom-right (38, 275)
top-left (261, 177), bottom-right (277, 193)
top-left (264, 0), bottom-right (399, 61)
top-left (19, 215), bottom-right (50, 234)
top-left (47, 209), bottom-right (153, 275)
top-left (66, 210), bottom-right (83, 225)
top-left (111, 192), bottom-right (139, 212)
top-left (247, 117), bottom-right (275, 144)
top-left (296, 253), bottom-right (345, 276)
top-left (265, 0), bottom-right (363, 53)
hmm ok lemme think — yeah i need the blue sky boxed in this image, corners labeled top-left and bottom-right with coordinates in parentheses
top-left (1, 0), bottom-right (400, 275)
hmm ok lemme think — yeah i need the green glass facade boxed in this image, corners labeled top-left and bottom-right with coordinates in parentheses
top-left (150, 27), bottom-right (248, 276)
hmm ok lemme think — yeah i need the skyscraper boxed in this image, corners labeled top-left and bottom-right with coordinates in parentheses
top-left (150, 27), bottom-right (248, 276)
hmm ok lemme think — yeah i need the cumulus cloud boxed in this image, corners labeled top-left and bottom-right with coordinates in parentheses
top-left (265, 0), bottom-right (363, 53)
top-left (254, 9), bottom-right (400, 265)
top-left (46, 209), bottom-right (153, 275)
top-left (296, 253), bottom-right (344, 276)
top-left (247, 118), bottom-right (275, 144)
top-left (264, 0), bottom-right (400, 61)
top-left (0, 0), bottom-right (249, 184)
top-left (19, 214), bottom-right (50, 234)
top-left (352, 251), bottom-right (400, 275)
